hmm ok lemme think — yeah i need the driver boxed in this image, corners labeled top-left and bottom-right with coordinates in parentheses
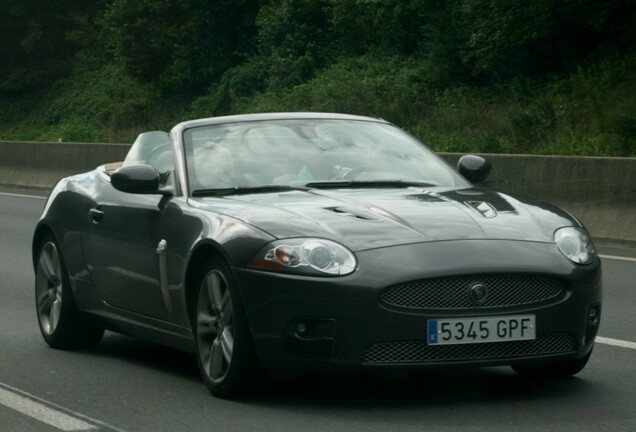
top-left (193, 143), bottom-right (235, 188)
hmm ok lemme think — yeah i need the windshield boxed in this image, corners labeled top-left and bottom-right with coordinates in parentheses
top-left (182, 119), bottom-right (468, 192)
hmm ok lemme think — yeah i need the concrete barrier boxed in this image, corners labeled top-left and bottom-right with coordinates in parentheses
top-left (0, 141), bottom-right (130, 190)
top-left (0, 141), bottom-right (634, 245)
top-left (439, 153), bottom-right (636, 204)
top-left (439, 153), bottom-right (636, 246)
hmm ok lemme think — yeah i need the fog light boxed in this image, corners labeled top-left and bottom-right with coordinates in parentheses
top-left (297, 322), bottom-right (307, 334)
top-left (284, 319), bottom-right (336, 358)
top-left (588, 305), bottom-right (600, 327)
top-left (586, 303), bottom-right (601, 346)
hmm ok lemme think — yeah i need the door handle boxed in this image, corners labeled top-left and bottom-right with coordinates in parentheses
top-left (89, 208), bottom-right (104, 223)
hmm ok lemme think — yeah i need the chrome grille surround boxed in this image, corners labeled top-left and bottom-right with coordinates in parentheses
top-left (380, 275), bottom-right (564, 310)
top-left (362, 333), bottom-right (576, 364)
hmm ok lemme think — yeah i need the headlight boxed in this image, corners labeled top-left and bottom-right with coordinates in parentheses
top-left (554, 227), bottom-right (596, 265)
top-left (248, 238), bottom-right (357, 276)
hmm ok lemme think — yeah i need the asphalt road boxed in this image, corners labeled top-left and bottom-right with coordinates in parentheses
top-left (1, 190), bottom-right (635, 432)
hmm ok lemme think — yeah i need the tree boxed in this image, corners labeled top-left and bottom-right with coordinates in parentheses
top-left (460, 0), bottom-right (636, 80)
top-left (103, 0), bottom-right (261, 96)
top-left (0, 0), bottom-right (97, 92)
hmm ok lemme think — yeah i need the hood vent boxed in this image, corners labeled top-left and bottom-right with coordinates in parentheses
top-left (465, 201), bottom-right (498, 218)
top-left (324, 206), bottom-right (382, 222)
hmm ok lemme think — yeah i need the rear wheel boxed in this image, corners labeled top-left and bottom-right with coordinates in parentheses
top-left (35, 236), bottom-right (104, 348)
top-left (512, 351), bottom-right (592, 379)
top-left (194, 257), bottom-right (261, 399)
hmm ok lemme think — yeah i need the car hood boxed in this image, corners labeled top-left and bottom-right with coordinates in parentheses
top-left (190, 187), bottom-right (579, 251)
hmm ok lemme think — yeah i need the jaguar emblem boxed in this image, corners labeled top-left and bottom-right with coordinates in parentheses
top-left (468, 283), bottom-right (488, 303)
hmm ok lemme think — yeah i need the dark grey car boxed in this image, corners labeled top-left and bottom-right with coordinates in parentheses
top-left (33, 113), bottom-right (602, 399)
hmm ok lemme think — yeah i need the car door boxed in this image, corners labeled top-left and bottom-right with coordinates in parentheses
top-left (82, 175), bottom-right (172, 321)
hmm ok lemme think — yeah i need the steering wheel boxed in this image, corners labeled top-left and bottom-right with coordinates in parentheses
top-left (338, 166), bottom-right (373, 180)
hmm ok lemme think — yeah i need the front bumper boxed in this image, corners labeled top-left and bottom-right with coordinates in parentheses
top-left (234, 240), bottom-right (602, 371)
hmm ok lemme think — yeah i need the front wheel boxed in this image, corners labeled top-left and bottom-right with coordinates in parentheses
top-left (193, 257), bottom-right (261, 399)
top-left (512, 351), bottom-right (592, 379)
top-left (35, 236), bottom-right (104, 349)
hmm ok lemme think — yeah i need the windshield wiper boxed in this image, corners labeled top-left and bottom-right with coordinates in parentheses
top-left (303, 180), bottom-right (437, 189)
top-left (192, 180), bottom-right (436, 196)
top-left (192, 185), bottom-right (307, 197)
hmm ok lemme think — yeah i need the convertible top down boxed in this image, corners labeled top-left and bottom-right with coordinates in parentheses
top-left (34, 113), bottom-right (602, 398)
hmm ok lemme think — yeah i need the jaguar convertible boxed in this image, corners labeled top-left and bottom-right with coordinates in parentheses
top-left (33, 113), bottom-right (602, 398)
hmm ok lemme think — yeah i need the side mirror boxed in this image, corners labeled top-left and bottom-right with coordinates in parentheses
top-left (457, 155), bottom-right (491, 183)
top-left (111, 165), bottom-right (163, 194)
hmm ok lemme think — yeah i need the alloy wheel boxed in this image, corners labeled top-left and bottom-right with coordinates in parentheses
top-left (196, 269), bottom-right (235, 383)
top-left (36, 242), bottom-right (63, 335)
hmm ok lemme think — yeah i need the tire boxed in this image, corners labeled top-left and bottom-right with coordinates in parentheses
top-left (193, 257), bottom-right (261, 399)
top-left (512, 351), bottom-right (592, 379)
top-left (35, 235), bottom-right (104, 349)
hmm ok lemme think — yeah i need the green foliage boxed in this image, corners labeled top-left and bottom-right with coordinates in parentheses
top-left (330, 0), bottom-right (424, 55)
top-left (416, 1), bottom-right (471, 88)
top-left (0, 65), bottom-right (179, 143)
top-left (253, 0), bottom-right (441, 89)
top-left (0, 0), bottom-right (99, 92)
top-left (0, 0), bottom-right (635, 157)
top-left (255, 0), bottom-right (333, 87)
top-left (102, 0), bottom-right (261, 95)
top-left (416, 54), bottom-right (636, 156)
top-left (459, 0), bottom-right (636, 80)
top-left (189, 58), bottom-right (270, 118)
top-left (229, 56), bottom-right (431, 127)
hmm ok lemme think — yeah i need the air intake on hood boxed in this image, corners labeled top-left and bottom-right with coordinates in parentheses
top-left (324, 206), bottom-right (381, 221)
top-left (465, 201), bottom-right (497, 218)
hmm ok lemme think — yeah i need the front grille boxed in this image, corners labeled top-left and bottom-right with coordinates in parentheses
top-left (380, 275), bottom-right (564, 310)
top-left (362, 333), bottom-right (576, 364)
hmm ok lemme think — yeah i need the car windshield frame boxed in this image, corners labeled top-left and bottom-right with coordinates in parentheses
top-left (181, 118), bottom-right (469, 195)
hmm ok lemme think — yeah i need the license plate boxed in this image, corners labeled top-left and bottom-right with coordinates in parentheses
top-left (427, 315), bottom-right (535, 345)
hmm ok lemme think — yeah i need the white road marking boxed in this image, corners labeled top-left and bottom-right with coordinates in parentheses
top-left (596, 336), bottom-right (636, 350)
top-left (0, 386), bottom-right (97, 431)
top-left (0, 382), bottom-right (128, 432)
top-left (599, 254), bottom-right (636, 263)
top-left (0, 191), bottom-right (47, 200)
